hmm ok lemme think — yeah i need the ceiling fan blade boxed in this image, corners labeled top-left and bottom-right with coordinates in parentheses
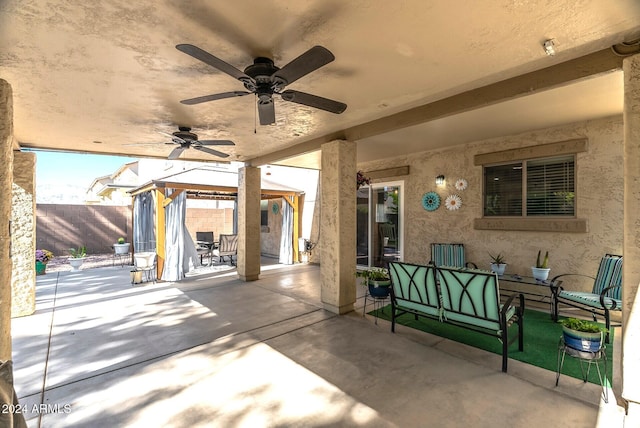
top-left (273, 46), bottom-right (334, 86)
top-left (258, 100), bottom-right (276, 125)
top-left (168, 146), bottom-right (186, 160)
top-left (176, 44), bottom-right (254, 84)
top-left (180, 91), bottom-right (251, 105)
top-left (158, 131), bottom-right (183, 143)
top-left (198, 140), bottom-right (236, 146)
top-left (280, 90), bottom-right (347, 114)
top-left (193, 145), bottom-right (230, 158)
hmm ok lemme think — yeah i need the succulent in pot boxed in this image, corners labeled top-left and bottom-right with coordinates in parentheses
top-left (489, 252), bottom-right (507, 276)
top-left (531, 250), bottom-right (550, 281)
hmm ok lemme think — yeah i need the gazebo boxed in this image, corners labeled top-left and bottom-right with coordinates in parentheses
top-left (129, 166), bottom-right (304, 280)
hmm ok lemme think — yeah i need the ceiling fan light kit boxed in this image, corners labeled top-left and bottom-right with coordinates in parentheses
top-left (176, 44), bottom-right (347, 125)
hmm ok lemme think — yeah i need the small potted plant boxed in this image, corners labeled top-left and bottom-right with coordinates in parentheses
top-left (35, 249), bottom-right (54, 275)
top-left (489, 252), bottom-right (507, 276)
top-left (531, 250), bottom-right (550, 281)
top-left (560, 317), bottom-right (606, 352)
top-left (356, 267), bottom-right (391, 298)
top-left (68, 245), bottom-right (87, 271)
top-left (113, 236), bottom-right (130, 255)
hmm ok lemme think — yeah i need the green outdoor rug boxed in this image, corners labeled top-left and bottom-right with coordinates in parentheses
top-left (369, 306), bottom-right (613, 385)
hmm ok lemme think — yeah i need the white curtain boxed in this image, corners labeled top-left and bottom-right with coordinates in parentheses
top-left (133, 191), bottom-right (155, 252)
top-left (162, 190), bottom-right (186, 281)
top-left (183, 226), bottom-right (200, 271)
top-left (279, 198), bottom-right (293, 265)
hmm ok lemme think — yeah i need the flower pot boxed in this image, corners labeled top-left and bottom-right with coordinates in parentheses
top-left (562, 325), bottom-right (603, 352)
top-left (490, 263), bottom-right (506, 276)
top-left (35, 261), bottom-right (47, 275)
top-left (368, 279), bottom-right (391, 298)
top-left (113, 243), bottom-right (130, 255)
top-left (531, 267), bottom-right (550, 281)
top-left (130, 270), bottom-right (143, 284)
top-left (133, 252), bottom-right (155, 269)
top-left (69, 257), bottom-right (86, 271)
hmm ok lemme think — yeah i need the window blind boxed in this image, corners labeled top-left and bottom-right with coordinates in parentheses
top-left (526, 155), bottom-right (575, 216)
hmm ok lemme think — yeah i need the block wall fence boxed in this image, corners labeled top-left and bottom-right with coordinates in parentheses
top-left (36, 204), bottom-right (238, 256)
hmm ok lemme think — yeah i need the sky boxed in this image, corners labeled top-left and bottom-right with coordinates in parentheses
top-left (31, 150), bottom-right (136, 189)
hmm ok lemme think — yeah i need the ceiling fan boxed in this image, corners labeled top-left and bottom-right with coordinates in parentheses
top-left (157, 126), bottom-right (235, 159)
top-left (176, 44), bottom-right (347, 125)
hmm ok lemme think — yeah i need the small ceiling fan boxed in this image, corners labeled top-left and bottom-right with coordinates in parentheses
top-left (176, 44), bottom-right (347, 125)
top-left (157, 126), bottom-right (235, 159)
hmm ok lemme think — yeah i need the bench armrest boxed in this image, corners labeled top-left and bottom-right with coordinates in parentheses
top-left (501, 292), bottom-right (525, 319)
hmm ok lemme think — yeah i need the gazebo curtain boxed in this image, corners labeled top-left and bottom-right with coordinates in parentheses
top-left (279, 198), bottom-right (293, 265)
top-left (133, 191), bottom-right (156, 252)
top-left (162, 190), bottom-right (186, 281)
top-left (162, 190), bottom-right (200, 281)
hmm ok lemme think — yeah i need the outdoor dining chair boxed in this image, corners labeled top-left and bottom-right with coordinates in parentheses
top-left (196, 231), bottom-right (215, 265)
top-left (213, 234), bottom-right (238, 265)
top-left (551, 253), bottom-right (623, 343)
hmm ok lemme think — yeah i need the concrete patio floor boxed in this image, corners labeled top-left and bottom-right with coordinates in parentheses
top-left (11, 260), bottom-right (625, 427)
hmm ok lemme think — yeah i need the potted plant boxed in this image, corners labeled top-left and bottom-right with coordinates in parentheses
top-left (356, 267), bottom-right (391, 298)
top-left (489, 252), bottom-right (507, 276)
top-left (35, 249), bottom-right (54, 275)
top-left (531, 250), bottom-right (550, 281)
top-left (68, 245), bottom-right (87, 271)
top-left (560, 317), bottom-right (606, 352)
top-left (113, 237), bottom-right (130, 255)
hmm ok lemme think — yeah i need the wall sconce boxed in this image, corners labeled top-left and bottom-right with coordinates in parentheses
top-left (436, 175), bottom-right (445, 186)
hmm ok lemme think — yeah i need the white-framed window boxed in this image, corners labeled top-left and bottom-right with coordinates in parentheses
top-left (483, 155), bottom-right (575, 217)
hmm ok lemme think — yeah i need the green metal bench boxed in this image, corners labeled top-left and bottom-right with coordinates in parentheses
top-left (389, 262), bottom-right (524, 372)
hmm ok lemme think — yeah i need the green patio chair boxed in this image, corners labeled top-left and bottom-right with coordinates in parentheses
top-left (551, 254), bottom-right (623, 343)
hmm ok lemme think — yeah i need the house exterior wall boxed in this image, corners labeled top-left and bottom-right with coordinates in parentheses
top-left (260, 198), bottom-right (283, 257)
top-left (357, 116), bottom-right (624, 293)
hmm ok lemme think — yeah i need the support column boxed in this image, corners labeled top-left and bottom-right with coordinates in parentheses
top-left (0, 80), bottom-right (14, 361)
top-left (237, 166), bottom-right (260, 281)
top-left (320, 140), bottom-right (356, 314)
top-left (11, 151), bottom-right (36, 317)
top-left (623, 53), bottom-right (640, 423)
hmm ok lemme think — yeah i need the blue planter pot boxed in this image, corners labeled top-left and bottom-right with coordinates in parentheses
top-left (368, 280), bottom-right (391, 298)
top-left (562, 326), bottom-right (603, 352)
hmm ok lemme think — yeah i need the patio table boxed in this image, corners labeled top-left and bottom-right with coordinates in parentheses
top-left (497, 274), bottom-right (562, 316)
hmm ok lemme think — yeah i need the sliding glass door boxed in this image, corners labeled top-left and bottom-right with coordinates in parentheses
top-left (356, 181), bottom-right (403, 268)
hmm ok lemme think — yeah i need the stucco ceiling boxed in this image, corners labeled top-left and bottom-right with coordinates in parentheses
top-left (1, 1), bottom-right (639, 169)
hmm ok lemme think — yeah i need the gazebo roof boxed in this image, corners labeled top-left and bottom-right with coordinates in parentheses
top-left (129, 166), bottom-right (303, 200)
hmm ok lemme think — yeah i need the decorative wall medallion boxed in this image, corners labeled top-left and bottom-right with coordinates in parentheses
top-left (445, 194), bottom-right (462, 211)
top-left (422, 192), bottom-right (440, 211)
top-left (455, 178), bottom-right (468, 191)
top-left (272, 202), bottom-right (280, 214)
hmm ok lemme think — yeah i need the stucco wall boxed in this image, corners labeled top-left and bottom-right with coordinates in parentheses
top-left (260, 198), bottom-right (283, 257)
top-left (358, 116), bottom-right (624, 292)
